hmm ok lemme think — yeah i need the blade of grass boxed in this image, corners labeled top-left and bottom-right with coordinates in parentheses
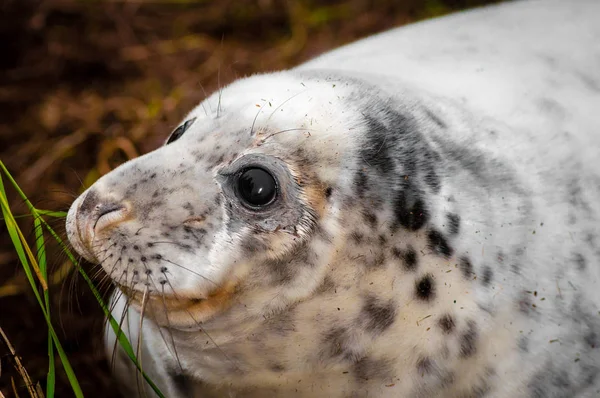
top-left (0, 161), bottom-right (165, 397)
top-left (34, 216), bottom-right (55, 398)
top-left (0, 175), bottom-right (83, 398)
top-left (36, 210), bottom-right (67, 217)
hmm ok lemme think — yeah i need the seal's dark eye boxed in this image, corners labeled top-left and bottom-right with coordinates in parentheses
top-left (237, 168), bottom-right (277, 207)
top-left (166, 117), bottom-right (196, 145)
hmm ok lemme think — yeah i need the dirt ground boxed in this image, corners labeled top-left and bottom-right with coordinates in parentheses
top-left (0, 1), bottom-right (498, 396)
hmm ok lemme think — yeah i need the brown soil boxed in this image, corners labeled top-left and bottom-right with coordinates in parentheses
top-left (0, 1), bottom-right (498, 396)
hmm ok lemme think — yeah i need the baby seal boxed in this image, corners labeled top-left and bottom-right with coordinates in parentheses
top-left (66, 0), bottom-right (600, 397)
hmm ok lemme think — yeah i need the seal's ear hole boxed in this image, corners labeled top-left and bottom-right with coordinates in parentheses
top-left (166, 117), bottom-right (197, 145)
top-left (236, 167), bottom-right (278, 208)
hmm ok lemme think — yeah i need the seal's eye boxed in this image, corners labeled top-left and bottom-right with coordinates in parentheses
top-left (166, 117), bottom-right (196, 145)
top-left (237, 168), bottom-right (277, 207)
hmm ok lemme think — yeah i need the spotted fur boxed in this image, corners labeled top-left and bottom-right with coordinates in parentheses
top-left (67, 1), bottom-right (600, 397)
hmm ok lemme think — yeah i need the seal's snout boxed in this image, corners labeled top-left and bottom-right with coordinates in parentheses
top-left (78, 188), bottom-right (130, 233)
top-left (66, 188), bottom-right (131, 263)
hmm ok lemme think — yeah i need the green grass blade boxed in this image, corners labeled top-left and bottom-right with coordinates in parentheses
top-left (0, 161), bottom-right (39, 213)
top-left (0, 161), bottom-right (165, 397)
top-left (36, 210), bottom-right (68, 217)
top-left (0, 175), bottom-right (82, 397)
top-left (34, 216), bottom-right (55, 398)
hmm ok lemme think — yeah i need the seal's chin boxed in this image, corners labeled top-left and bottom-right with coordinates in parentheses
top-left (120, 282), bottom-right (236, 328)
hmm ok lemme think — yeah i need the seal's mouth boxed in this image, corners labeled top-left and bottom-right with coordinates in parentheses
top-left (119, 281), bottom-right (237, 327)
top-left (123, 287), bottom-right (206, 311)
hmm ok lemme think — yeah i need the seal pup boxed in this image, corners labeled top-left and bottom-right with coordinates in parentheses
top-left (66, 0), bottom-right (600, 396)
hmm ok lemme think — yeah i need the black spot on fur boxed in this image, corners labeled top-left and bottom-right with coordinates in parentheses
top-left (262, 306), bottom-right (297, 336)
top-left (424, 108), bottom-right (447, 129)
top-left (362, 211), bottom-right (378, 229)
top-left (459, 256), bottom-right (474, 279)
top-left (403, 247), bottom-right (418, 270)
top-left (321, 327), bottom-right (357, 362)
top-left (481, 266), bottom-right (493, 286)
top-left (392, 246), bottom-right (418, 272)
top-left (518, 335), bottom-right (529, 353)
top-left (427, 229), bottom-right (453, 258)
top-left (265, 257), bottom-right (296, 284)
top-left (350, 231), bottom-right (364, 244)
top-left (422, 163), bottom-right (441, 194)
top-left (361, 115), bottom-right (395, 175)
top-left (459, 320), bottom-right (478, 358)
top-left (461, 382), bottom-right (491, 398)
top-left (528, 362), bottom-right (573, 398)
top-left (314, 276), bottom-right (335, 295)
top-left (325, 187), bottom-right (333, 198)
top-left (584, 331), bottom-right (597, 349)
top-left (440, 372), bottom-right (457, 388)
top-left (438, 314), bottom-right (455, 334)
top-left (168, 370), bottom-right (193, 397)
top-left (241, 236), bottom-right (269, 254)
top-left (574, 253), bottom-right (586, 271)
top-left (360, 295), bottom-right (396, 334)
top-left (269, 362), bottom-right (285, 372)
top-left (353, 356), bottom-right (393, 382)
top-left (415, 274), bottom-right (435, 301)
top-left (517, 291), bottom-right (538, 317)
top-left (446, 213), bottom-right (461, 235)
top-left (416, 357), bottom-right (434, 376)
top-left (393, 190), bottom-right (429, 231)
top-left (354, 171), bottom-right (369, 198)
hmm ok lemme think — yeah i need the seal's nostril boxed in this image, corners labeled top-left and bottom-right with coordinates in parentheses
top-left (98, 203), bottom-right (124, 219)
top-left (93, 203), bottom-right (128, 231)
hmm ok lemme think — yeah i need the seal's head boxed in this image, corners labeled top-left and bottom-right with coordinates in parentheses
top-left (66, 72), bottom-right (373, 328)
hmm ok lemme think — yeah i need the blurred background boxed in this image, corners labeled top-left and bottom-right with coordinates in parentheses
top-left (0, 0), bottom-right (499, 396)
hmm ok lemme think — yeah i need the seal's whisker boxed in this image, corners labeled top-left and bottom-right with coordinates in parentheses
top-left (133, 226), bottom-right (148, 236)
top-left (91, 238), bottom-right (112, 249)
top-left (108, 288), bottom-right (130, 372)
top-left (259, 128), bottom-right (318, 144)
top-left (60, 253), bottom-right (83, 315)
top-left (195, 80), bottom-right (212, 115)
top-left (147, 240), bottom-right (191, 248)
top-left (160, 257), bottom-right (217, 285)
top-left (110, 280), bottom-right (137, 372)
top-left (142, 271), bottom-right (183, 372)
top-left (91, 257), bottom-right (116, 281)
top-left (92, 250), bottom-right (120, 281)
top-left (250, 101), bottom-right (266, 136)
top-left (266, 89), bottom-right (309, 123)
top-left (217, 63), bottom-right (223, 118)
top-left (92, 258), bottom-right (121, 288)
top-left (135, 285), bottom-right (150, 398)
top-left (162, 275), bottom-right (239, 371)
top-left (160, 283), bottom-right (184, 372)
top-left (68, 167), bottom-right (87, 192)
